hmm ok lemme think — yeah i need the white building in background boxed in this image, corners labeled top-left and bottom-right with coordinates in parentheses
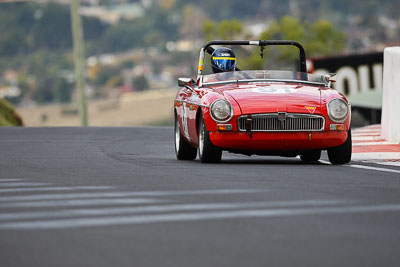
top-left (0, 85), bottom-right (21, 99)
top-left (80, 3), bottom-right (144, 24)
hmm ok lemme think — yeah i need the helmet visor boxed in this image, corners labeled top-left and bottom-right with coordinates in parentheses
top-left (212, 57), bottom-right (236, 71)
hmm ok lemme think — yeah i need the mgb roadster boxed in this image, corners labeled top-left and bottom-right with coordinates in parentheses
top-left (174, 40), bottom-right (351, 164)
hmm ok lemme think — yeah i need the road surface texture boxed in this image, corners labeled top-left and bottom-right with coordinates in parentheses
top-left (1, 127), bottom-right (400, 267)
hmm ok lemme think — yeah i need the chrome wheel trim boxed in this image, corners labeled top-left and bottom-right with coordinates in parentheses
top-left (175, 118), bottom-right (180, 153)
top-left (199, 121), bottom-right (205, 157)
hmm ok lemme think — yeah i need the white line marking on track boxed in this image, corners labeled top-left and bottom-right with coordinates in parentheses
top-left (351, 133), bottom-right (381, 137)
top-left (110, 189), bottom-right (268, 196)
top-left (320, 159), bottom-right (400, 174)
top-left (353, 141), bottom-right (392, 146)
top-left (0, 189), bottom-right (268, 202)
top-left (349, 165), bottom-right (400, 174)
top-left (353, 129), bottom-right (381, 133)
top-left (2, 204), bottom-right (400, 229)
top-left (378, 161), bottom-right (400, 167)
top-left (351, 152), bottom-right (400, 161)
top-left (0, 182), bottom-right (51, 187)
top-left (0, 186), bottom-right (114, 193)
top-left (0, 179), bottom-right (23, 182)
top-left (352, 136), bottom-right (383, 141)
top-left (0, 198), bottom-right (164, 208)
top-left (0, 200), bottom-right (348, 221)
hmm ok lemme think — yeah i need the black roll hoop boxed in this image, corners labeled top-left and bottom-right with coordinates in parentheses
top-left (203, 40), bottom-right (307, 73)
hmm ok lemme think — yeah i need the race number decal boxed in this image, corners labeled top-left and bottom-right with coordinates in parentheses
top-left (252, 87), bottom-right (295, 94)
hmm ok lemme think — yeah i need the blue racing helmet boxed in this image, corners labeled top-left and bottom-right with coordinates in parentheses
top-left (211, 47), bottom-right (236, 73)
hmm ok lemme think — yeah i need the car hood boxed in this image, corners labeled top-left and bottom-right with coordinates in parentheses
top-left (212, 83), bottom-right (322, 114)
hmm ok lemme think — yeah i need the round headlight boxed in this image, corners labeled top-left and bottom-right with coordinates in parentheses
top-left (327, 98), bottom-right (349, 122)
top-left (210, 99), bottom-right (233, 122)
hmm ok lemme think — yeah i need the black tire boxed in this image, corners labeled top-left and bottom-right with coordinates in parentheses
top-left (198, 115), bottom-right (222, 163)
top-left (328, 129), bottom-right (352, 165)
top-left (174, 114), bottom-right (197, 160)
top-left (300, 150), bottom-right (321, 162)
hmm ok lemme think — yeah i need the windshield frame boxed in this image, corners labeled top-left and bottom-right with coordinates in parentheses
top-left (196, 40), bottom-right (330, 88)
top-left (197, 40), bottom-right (307, 80)
top-left (202, 78), bottom-right (327, 87)
top-left (200, 70), bottom-right (328, 87)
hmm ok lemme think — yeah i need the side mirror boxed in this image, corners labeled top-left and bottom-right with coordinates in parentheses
top-left (324, 73), bottom-right (337, 88)
top-left (178, 78), bottom-right (195, 87)
top-left (326, 73), bottom-right (337, 83)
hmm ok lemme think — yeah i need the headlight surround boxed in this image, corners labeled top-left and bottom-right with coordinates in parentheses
top-left (327, 98), bottom-right (349, 122)
top-left (210, 99), bottom-right (233, 123)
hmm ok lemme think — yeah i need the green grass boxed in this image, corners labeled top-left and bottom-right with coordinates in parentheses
top-left (0, 98), bottom-right (23, 126)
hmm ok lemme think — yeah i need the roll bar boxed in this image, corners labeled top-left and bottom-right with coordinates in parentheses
top-left (197, 40), bottom-right (307, 78)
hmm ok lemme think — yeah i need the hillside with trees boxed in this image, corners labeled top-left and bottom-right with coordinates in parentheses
top-left (0, 0), bottom-right (398, 108)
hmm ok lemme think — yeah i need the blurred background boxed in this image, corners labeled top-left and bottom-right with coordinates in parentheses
top-left (0, 0), bottom-right (399, 127)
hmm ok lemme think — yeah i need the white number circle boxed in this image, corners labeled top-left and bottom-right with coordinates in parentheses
top-left (252, 87), bottom-right (294, 94)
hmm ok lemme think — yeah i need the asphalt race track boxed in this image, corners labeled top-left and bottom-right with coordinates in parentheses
top-left (1, 127), bottom-right (400, 267)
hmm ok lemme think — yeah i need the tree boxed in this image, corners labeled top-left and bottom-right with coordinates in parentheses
top-left (0, 98), bottom-right (23, 126)
top-left (306, 19), bottom-right (346, 57)
top-left (95, 19), bottom-right (146, 53)
top-left (202, 19), bottom-right (243, 41)
top-left (246, 16), bottom-right (345, 69)
top-left (179, 4), bottom-right (206, 41)
top-left (55, 77), bottom-right (72, 103)
top-left (93, 66), bottom-right (120, 86)
top-left (132, 75), bottom-right (149, 91)
top-left (32, 3), bottom-right (72, 50)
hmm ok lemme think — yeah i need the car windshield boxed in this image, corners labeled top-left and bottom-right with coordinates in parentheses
top-left (202, 70), bottom-right (327, 86)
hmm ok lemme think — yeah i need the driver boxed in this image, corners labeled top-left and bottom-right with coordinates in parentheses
top-left (211, 47), bottom-right (236, 73)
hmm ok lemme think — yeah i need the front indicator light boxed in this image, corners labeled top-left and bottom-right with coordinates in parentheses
top-left (330, 124), bottom-right (344, 131)
top-left (217, 124), bottom-right (232, 131)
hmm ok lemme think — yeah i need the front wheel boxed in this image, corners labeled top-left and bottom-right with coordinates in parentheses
top-left (174, 114), bottom-right (197, 160)
top-left (198, 115), bottom-right (222, 163)
top-left (327, 129), bottom-right (352, 165)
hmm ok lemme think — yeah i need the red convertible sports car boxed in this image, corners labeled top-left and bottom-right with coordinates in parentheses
top-left (174, 40), bottom-right (351, 164)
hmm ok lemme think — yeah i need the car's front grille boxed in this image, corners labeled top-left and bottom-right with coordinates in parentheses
top-left (238, 113), bottom-right (325, 132)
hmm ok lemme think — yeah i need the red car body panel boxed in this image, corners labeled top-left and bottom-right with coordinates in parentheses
top-left (210, 131), bottom-right (347, 151)
top-left (174, 80), bottom-right (350, 155)
top-left (220, 83), bottom-right (322, 114)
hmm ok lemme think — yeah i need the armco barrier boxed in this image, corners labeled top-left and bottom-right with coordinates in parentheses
top-left (381, 47), bottom-right (400, 143)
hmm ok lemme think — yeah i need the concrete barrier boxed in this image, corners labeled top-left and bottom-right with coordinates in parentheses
top-left (381, 47), bottom-right (400, 143)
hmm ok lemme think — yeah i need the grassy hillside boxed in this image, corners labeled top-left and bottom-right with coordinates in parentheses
top-left (16, 89), bottom-right (175, 126)
top-left (0, 98), bottom-right (23, 126)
